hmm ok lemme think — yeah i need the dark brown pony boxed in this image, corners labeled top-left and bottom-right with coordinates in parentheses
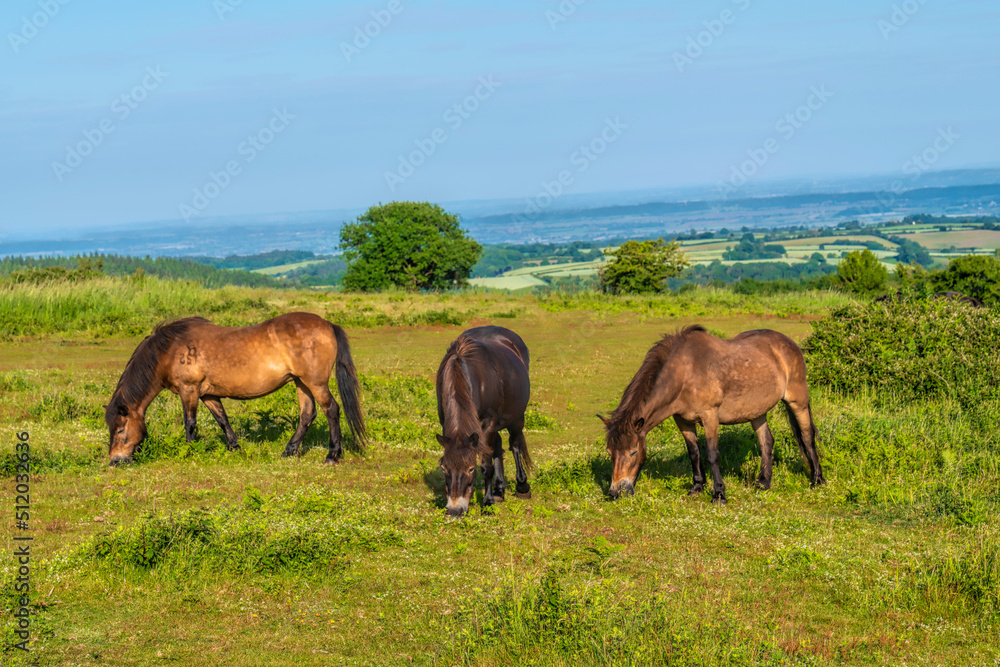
top-left (436, 326), bottom-right (532, 517)
top-left (104, 312), bottom-right (365, 465)
top-left (601, 326), bottom-right (824, 504)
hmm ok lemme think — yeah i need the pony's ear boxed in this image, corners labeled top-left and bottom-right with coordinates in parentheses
top-left (632, 417), bottom-right (645, 432)
top-left (436, 434), bottom-right (450, 447)
top-left (118, 404), bottom-right (130, 417)
top-left (596, 413), bottom-right (611, 427)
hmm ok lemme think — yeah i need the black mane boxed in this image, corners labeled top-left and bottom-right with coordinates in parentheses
top-left (436, 335), bottom-right (488, 457)
top-left (605, 325), bottom-right (706, 449)
top-left (105, 317), bottom-right (208, 425)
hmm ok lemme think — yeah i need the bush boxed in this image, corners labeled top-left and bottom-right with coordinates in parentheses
top-left (804, 297), bottom-right (1000, 403)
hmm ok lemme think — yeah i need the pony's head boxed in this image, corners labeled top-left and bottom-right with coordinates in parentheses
top-left (104, 396), bottom-right (147, 465)
top-left (437, 433), bottom-right (481, 517)
top-left (600, 413), bottom-right (647, 499)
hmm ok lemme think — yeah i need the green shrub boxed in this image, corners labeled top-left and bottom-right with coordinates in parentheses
top-left (804, 298), bottom-right (1000, 403)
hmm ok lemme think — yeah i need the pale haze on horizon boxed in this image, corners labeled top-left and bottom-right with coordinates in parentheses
top-left (0, 0), bottom-right (997, 236)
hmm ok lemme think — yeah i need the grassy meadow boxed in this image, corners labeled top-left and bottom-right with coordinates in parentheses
top-left (1, 276), bottom-right (999, 666)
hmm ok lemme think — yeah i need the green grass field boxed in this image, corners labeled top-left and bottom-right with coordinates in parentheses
top-left (1, 278), bottom-right (998, 666)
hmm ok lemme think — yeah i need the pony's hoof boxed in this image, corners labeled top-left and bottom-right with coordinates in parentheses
top-left (712, 495), bottom-right (727, 505)
top-left (754, 479), bottom-right (771, 491)
top-left (492, 494), bottom-right (505, 503)
top-left (687, 486), bottom-right (704, 496)
top-left (515, 491), bottom-right (532, 500)
top-left (812, 476), bottom-right (827, 487)
top-left (227, 444), bottom-right (241, 452)
top-left (281, 450), bottom-right (298, 458)
top-left (324, 457), bottom-right (342, 466)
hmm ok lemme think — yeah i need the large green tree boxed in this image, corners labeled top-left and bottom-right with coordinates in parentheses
top-left (338, 202), bottom-right (482, 291)
top-left (598, 238), bottom-right (690, 294)
top-left (836, 249), bottom-right (888, 295)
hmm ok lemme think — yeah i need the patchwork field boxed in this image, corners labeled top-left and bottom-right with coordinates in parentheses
top-left (895, 229), bottom-right (1000, 250)
top-left (1, 281), bottom-right (998, 666)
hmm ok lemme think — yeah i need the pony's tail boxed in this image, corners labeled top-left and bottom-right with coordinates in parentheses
top-left (332, 323), bottom-right (366, 446)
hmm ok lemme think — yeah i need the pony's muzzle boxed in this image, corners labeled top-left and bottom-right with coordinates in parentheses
top-left (609, 481), bottom-right (635, 500)
top-left (445, 496), bottom-right (469, 517)
top-left (109, 454), bottom-right (133, 467)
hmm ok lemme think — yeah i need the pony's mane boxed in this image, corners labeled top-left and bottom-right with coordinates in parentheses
top-left (437, 335), bottom-right (487, 456)
top-left (105, 317), bottom-right (208, 425)
top-left (605, 325), bottom-right (706, 449)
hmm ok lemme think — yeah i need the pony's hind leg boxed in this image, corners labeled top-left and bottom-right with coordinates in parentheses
top-left (202, 396), bottom-right (239, 450)
top-left (303, 381), bottom-right (343, 464)
top-left (750, 414), bottom-right (774, 490)
top-left (702, 413), bottom-right (727, 504)
top-left (508, 422), bottom-right (532, 500)
top-left (674, 416), bottom-right (705, 496)
top-left (491, 433), bottom-right (507, 501)
top-left (283, 382), bottom-right (317, 458)
top-left (783, 400), bottom-right (825, 487)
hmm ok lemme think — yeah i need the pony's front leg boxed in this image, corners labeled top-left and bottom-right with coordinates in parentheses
top-left (481, 448), bottom-right (497, 508)
top-left (674, 416), bottom-right (705, 496)
top-left (703, 414), bottom-right (727, 504)
top-left (180, 389), bottom-right (199, 442)
top-left (491, 433), bottom-right (506, 502)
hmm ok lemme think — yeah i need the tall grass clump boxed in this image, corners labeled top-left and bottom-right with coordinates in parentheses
top-left (84, 487), bottom-right (406, 576)
top-left (0, 275), bottom-right (280, 339)
top-left (804, 298), bottom-right (1000, 404)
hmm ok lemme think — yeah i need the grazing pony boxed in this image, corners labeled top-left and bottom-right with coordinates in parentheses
top-left (436, 326), bottom-right (532, 517)
top-left (600, 326), bottom-right (824, 503)
top-left (104, 312), bottom-right (365, 465)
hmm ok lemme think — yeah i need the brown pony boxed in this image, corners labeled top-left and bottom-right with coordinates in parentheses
top-left (104, 312), bottom-right (365, 465)
top-left (600, 326), bottom-right (824, 503)
top-left (436, 326), bottom-right (532, 517)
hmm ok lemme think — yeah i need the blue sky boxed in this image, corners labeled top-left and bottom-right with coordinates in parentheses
top-left (1, 0), bottom-right (997, 235)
